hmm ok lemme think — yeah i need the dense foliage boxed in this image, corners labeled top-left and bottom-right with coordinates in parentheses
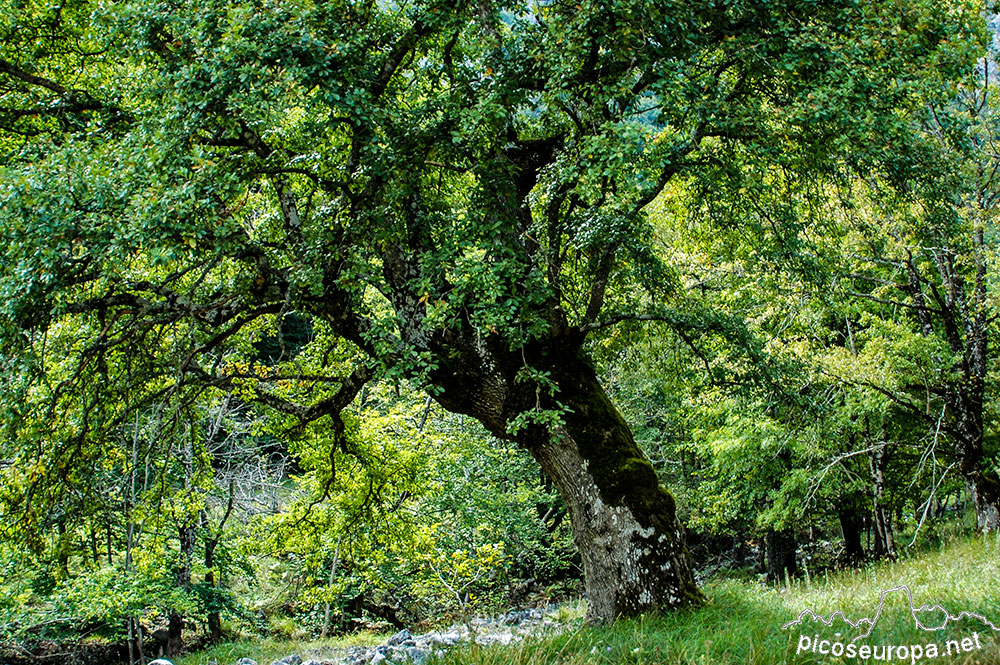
top-left (0, 0), bottom-right (998, 660)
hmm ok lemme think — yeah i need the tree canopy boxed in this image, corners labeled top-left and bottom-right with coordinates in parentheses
top-left (0, 0), bottom-right (994, 640)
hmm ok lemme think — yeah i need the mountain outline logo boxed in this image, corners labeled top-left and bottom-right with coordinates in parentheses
top-left (782, 584), bottom-right (1000, 643)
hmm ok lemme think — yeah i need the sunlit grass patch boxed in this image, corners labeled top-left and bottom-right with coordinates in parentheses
top-left (438, 534), bottom-right (1000, 665)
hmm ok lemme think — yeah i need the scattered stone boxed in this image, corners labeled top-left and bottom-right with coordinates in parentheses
top-left (224, 606), bottom-right (564, 665)
top-left (343, 647), bottom-right (369, 664)
top-left (477, 633), bottom-right (514, 646)
top-left (404, 647), bottom-right (431, 664)
top-left (271, 656), bottom-right (303, 665)
top-left (149, 660), bottom-right (174, 665)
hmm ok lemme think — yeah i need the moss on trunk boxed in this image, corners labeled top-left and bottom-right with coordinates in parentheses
top-left (530, 351), bottom-right (704, 621)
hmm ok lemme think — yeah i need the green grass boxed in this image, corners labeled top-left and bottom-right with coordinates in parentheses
top-left (440, 532), bottom-right (1000, 665)
top-left (180, 533), bottom-right (1000, 665)
top-left (172, 631), bottom-right (394, 665)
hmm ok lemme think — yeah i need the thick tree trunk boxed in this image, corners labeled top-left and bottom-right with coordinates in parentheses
top-left (871, 505), bottom-right (894, 558)
top-left (952, 380), bottom-right (1000, 532)
top-left (935, 344), bottom-right (1000, 530)
top-left (837, 504), bottom-right (865, 564)
top-left (765, 529), bottom-right (797, 582)
top-left (166, 613), bottom-right (183, 658)
top-left (731, 533), bottom-right (747, 568)
top-left (431, 343), bottom-right (703, 623)
top-left (938, 390), bottom-right (1000, 532)
top-left (529, 362), bottom-right (703, 621)
top-left (960, 455), bottom-right (1000, 532)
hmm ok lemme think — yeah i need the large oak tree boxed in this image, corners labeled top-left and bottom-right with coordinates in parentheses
top-left (0, 0), bottom-right (982, 620)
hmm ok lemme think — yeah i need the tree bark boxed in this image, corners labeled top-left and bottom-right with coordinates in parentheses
top-left (529, 373), bottom-right (704, 621)
top-left (167, 521), bottom-right (196, 657)
top-left (204, 537), bottom-right (222, 643)
top-left (55, 520), bottom-right (70, 579)
top-left (960, 449), bottom-right (1000, 532)
top-left (321, 539), bottom-right (342, 639)
top-left (837, 504), bottom-right (865, 564)
top-left (431, 341), bottom-right (703, 622)
top-left (532, 430), bottom-right (702, 620)
top-left (731, 533), bottom-right (747, 568)
top-left (166, 613), bottom-right (183, 658)
top-left (765, 529), bottom-right (797, 582)
top-left (903, 244), bottom-right (1000, 532)
top-left (869, 441), bottom-right (896, 558)
top-left (947, 334), bottom-right (1000, 533)
top-left (956, 229), bottom-right (999, 531)
top-left (950, 373), bottom-right (1000, 532)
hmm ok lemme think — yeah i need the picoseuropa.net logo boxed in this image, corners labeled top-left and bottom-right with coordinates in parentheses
top-left (783, 585), bottom-right (999, 663)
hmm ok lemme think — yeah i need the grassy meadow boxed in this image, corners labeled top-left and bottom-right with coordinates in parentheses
top-left (178, 532), bottom-right (1000, 665)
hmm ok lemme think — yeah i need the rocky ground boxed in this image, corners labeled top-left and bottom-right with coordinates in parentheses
top-left (219, 608), bottom-right (565, 665)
